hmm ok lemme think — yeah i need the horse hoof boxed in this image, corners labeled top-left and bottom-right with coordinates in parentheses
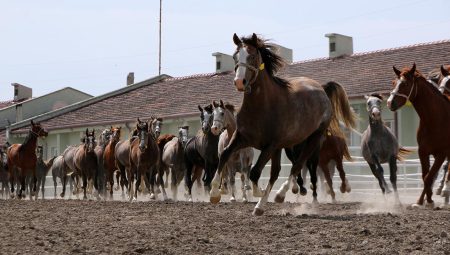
top-left (436, 188), bottom-right (443, 196)
top-left (149, 193), bottom-right (156, 200)
top-left (60, 193), bottom-right (65, 198)
top-left (346, 186), bottom-right (351, 193)
top-left (441, 190), bottom-right (450, 198)
top-left (411, 203), bottom-right (422, 209)
top-left (300, 187), bottom-right (307, 196)
top-left (244, 185), bottom-right (251, 191)
top-left (252, 207), bottom-right (264, 216)
top-left (332, 198), bottom-right (337, 204)
top-left (340, 186), bottom-right (346, 193)
top-left (230, 197), bottom-right (236, 203)
top-left (210, 195), bottom-right (221, 204)
top-left (425, 202), bottom-right (435, 209)
top-left (274, 194), bottom-right (285, 203)
top-left (242, 198), bottom-right (248, 203)
top-left (220, 188), bottom-right (228, 195)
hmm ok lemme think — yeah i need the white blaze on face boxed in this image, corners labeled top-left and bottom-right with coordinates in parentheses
top-left (234, 47), bottom-right (249, 82)
top-left (387, 78), bottom-right (403, 105)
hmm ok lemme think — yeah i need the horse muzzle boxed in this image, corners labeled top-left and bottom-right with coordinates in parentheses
top-left (211, 126), bottom-right (221, 136)
top-left (234, 79), bottom-right (245, 92)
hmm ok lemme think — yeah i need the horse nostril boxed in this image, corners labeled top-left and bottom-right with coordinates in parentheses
top-left (243, 79), bottom-right (247, 85)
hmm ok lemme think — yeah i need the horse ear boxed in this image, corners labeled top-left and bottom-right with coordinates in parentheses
top-left (137, 118), bottom-right (141, 123)
top-left (393, 66), bottom-right (401, 77)
top-left (233, 33), bottom-right (241, 46)
top-left (220, 100), bottom-right (225, 108)
top-left (441, 65), bottom-right (449, 76)
top-left (212, 101), bottom-right (218, 108)
top-left (364, 95), bottom-right (369, 100)
top-left (410, 63), bottom-right (416, 75)
top-left (251, 33), bottom-right (258, 45)
top-left (198, 105), bottom-right (203, 112)
top-left (85, 128), bottom-right (89, 136)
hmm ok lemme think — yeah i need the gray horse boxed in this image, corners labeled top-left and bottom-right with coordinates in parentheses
top-left (61, 145), bottom-right (79, 197)
top-left (161, 126), bottom-right (189, 201)
top-left (94, 128), bottom-right (112, 197)
top-left (211, 100), bottom-right (254, 202)
top-left (51, 155), bottom-right (74, 198)
top-left (35, 146), bottom-right (56, 199)
top-left (361, 93), bottom-right (410, 201)
top-left (0, 145), bottom-right (9, 198)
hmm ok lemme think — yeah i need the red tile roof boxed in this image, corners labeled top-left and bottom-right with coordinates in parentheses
top-left (8, 39), bottom-right (450, 135)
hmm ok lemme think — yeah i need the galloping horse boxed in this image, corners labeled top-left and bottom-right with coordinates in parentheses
top-left (184, 104), bottom-right (219, 201)
top-left (209, 33), bottom-right (356, 215)
top-left (103, 127), bottom-right (121, 199)
top-left (35, 146), bottom-right (56, 199)
top-left (387, 63), bottom-right (450, 207)
top-left (361, 93), bottom-right (410, 202)
top-left (7, 120), bottom-right (48, 199)
top-left (0, 145), bottom-right (9, 198)
top-left (94, 128), bottom-right (112, 197)
top-left (211, 100), bottom-right (254, 202)
top-left (129, 118), bottom-right (163, 201)
top-left (51, 155), bottom-right (74, 198)
top-left (161, 126), bottom-right (189, 201)
top-left (157, 134), bottom-right (176, 188)
top-left (74, 129), bottom-right (98, 199)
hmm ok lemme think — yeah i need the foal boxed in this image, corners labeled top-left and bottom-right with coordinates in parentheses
top-left (35, 146), bottom-right (56, 199)
top-left (361, 94), bottom-right (410, 202)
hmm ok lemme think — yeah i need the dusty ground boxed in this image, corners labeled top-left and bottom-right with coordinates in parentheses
top-left (1, 198), bottom-right (450, 255)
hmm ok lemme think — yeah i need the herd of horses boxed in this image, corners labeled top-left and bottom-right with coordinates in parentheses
top-left (0, 33), bottom-right (450, 216)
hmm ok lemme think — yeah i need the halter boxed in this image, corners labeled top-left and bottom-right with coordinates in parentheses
top-left (233, 50), bottom-right (265, 94)
top-left (389, 77), bottom-right (416, 102)
top-left (439, 75), bottom-right (450, 93)
top-left (30, 126), bottom-right (43, 137)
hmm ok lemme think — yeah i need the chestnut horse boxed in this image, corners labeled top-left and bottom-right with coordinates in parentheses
top-left (7, 120), bottom-right (48, 199)
top-left (209, 33), bottom-right (356, 215)
top-left (103, 127), bottom-right (121, 199)
top-left (94, 128), bottom-right (112, 197)
top-left (129, 118), bottom-right (163, 201)
top-left (211, 100), bottom-right (254, 202)
top-left (387, 63), bottom-right (450, 207)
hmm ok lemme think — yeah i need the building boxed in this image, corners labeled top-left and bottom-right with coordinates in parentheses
top-left (2, 36), bottom-right (450, 170)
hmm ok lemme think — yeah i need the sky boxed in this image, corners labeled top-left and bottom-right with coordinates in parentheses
top-left (0, 0), bottom-right (449, 101)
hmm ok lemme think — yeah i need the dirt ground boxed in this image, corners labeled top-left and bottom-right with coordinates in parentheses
top-left (1, 198), bottom-right (450, 255)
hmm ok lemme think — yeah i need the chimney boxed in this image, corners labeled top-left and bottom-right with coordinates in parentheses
top-left (11, 83), bottom-right (32, 102)
top-left (272, 44), bottom-right (293, 64)
top-left (212, 52), bottom-right (234, 73)
top-left (325, 33), bottom-right (353, 58)
top-left (15, 103), bottom-right (23, 122)
top-left (127, 72), bottom-right (135, 86)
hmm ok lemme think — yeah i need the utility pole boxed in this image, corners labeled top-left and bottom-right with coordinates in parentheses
top-left (158, 0), bottom-right (162, 75)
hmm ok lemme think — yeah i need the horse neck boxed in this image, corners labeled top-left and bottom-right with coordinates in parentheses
top-left (22, 132), bottom-right (38, 153)
top-left (368, 117), bottom-right (384, 133)
top-left (224, 109), bottom-right (236, 135)
top-left (241, 71), bottom-right (276, 110)
top-left (410, 77), bottom-right (448, 125)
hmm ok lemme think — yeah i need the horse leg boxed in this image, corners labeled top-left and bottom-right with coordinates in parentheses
top-left (9, 167), bottom-right (15, 198)
top-left (210, 132), bottom-right (246, 203)
top-left (415, 150), bottom-right (430, 206)
top-left (307, 154), bottom-right (320, 204)
top-left (157, 166), bottom-right (168, 201)
top-left (321, 161), bottom-right (336, 203)
top-left (253, 149), bottom-right (282, 216)
top-left (424, 155), bottom-right (446, 207)
top-left (61, 175), bottom-right (67, 198)
top-left (82, 174), bottom-right (88, 200)
top-left (53, 175), bottom-right (57, 198)
top-left (435, 163), bottom-right (447, 196)
top-left (388, 155), bottom-right (400, 204)
top-left (41, 175), bottom-right (46, 199)
top-left (184, 158), bottom-right (194, 202)
top-left (229, 165), bottom-right (237, 202)
top-left (368, 162), bottom-right (386, 194)
top-left (336, 159), bottom-right (350, 193)
top-left (107, 170), bottom-right (114, 199)
top-left (134, 168), bottom-right (141, 201)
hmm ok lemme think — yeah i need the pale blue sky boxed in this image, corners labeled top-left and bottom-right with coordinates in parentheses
top-left (1, 0), bottom-right (449, 101)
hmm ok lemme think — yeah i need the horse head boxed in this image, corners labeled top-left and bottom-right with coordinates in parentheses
top-left (178, 126), bottom-right (189, 147)
top-left (387, 63), bottom-right (417, 111)
top-left (100, 128), bottom-right (112, 145)
top-left (36, 145), bottom-right (44, 160)
top-left (199, 104), bottom-right (213, 134)
top-left (110, 126), bottom-right (121, 143)
top-left (136, 119), bottom-right (149, 152)
top-left (83, 128), bottom-right (97, 152)
top-left (365, 94), bottom-right (383, 122)
top-left (211, 100), bottom-right (226, 136)
top-left (439, 65), bottom-right (450, 95)
top-left (30, 120), bottom-right (48, 138)
top-left (150, 117), bottom-right (163, 139)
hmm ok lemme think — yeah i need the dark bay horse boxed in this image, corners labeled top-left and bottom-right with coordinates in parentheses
top-left (7, 120), bottom-right (48, 199)
top-left (0, 145), bottom-right (9, 198)
top-left (71, 129), bottom-right (98, 199)
top-left (129, 118), bottom-right (163, 200)
top-left (184, 104), bottom-right (219, 201)
top-left (103, 127), bottom-right (121, 199)
top-left (35, 146), bottom-right (56, 199)
top-left (361, 93), bottom-right (410, 202)
top-left (211, 100), bottom-right (254, 202)
top-left (209, 33), bottom-right (356, 215)
top-left (161, 126), bottom-right (189, 201)
top-left (94, 128), bottom-right (112, 198)
top-left (387, 63), bottom-right (450, 207)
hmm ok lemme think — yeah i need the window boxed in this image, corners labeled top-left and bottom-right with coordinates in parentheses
top-left (216, 61), bottom-right (221, 70)
top-left (50, 147), bottom-right (58, 157)
top-left (330, 42), bottom-right (336, 52)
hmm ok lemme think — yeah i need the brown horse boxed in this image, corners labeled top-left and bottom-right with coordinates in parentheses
top-left (129, 118), bottom-right (163, 201)
top-left (209, 33), bottom-right (356, 215)
top-left (103, 127), bottom-right (121, 199)
top-left (7, 120), bottom-right (48, 199)
top-left (74, 129), bottom-right (98, 199)
top-left (157, 134), bottom-right (176, 188)
top-left (387, 63), bottom-right (450, 207)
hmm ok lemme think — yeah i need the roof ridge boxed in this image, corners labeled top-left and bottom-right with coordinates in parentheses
top-left (164, 71), bottom-right (233, 81)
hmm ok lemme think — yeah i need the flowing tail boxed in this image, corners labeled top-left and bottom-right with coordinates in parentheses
top-left (322, 81), bottom-right (357, 136)
top-left (397, 147), bottom-right (412, 161)
top-left (342, 140), bottom-right (353, 162)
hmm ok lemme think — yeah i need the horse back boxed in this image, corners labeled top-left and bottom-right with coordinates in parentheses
top-left (115, 140), bottom-right (130, 168)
